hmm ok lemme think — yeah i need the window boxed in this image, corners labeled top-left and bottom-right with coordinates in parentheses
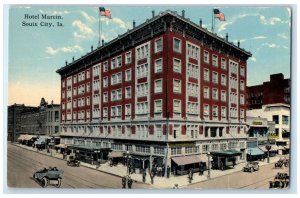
top-left (240, 94), bottom-right (245, 105)
top-left (212, 54), bottom-right (218, 67)
top-left (173, 38), bottom-right (181, 53)
top-left (187, 63), bottom-right (199, 79)
top-left (171, 147), bottom-right (182, 155)
top-left (125, 51), bottom-right (131, 64)
top-left (73, 100), bottom-right (77, 108)
top-left (221, 74), bottom-right (227, 86)
top-left (137, 63), bottom-right (148, 78)
top-left (187, 43), bottom-right (199, 59)
top-left (154, 147), bottom-right (164, 155)
top-left (103, 108), bottom-right (108, 118)
top-left (111, 58), bottom-right (116, 70)
top-left (240, 80), bottom-right (245, 91)
top-left (204, 104), bottom-right (210, 116)
top-left (136, 44), bottom-right (149, 60)
top-left (173, 100), bottom-right (181, 113)
top-left (125, 104), bottom-right (131, 116)
top-left (103, 77), bottom-right (108, 87)
top-left (212, 88), bottom-right (218, 100)
top-left (282, 115), bottom-right (289, 125)
top-left (111, 89), bottom-right (122, 101)
top-left (212, 72), bottom-right (218, 84)
top-left (240, 109), bottom-right (245, 120)
top-left (204, 51), bottom-right (209, 63)
top-left (187, 102), bottom-right (199, 114)
top-left (221, 90), bottom-right (226, 102)
top-left (155, 79), bottom-right (162, 93)
top-left (73, 76), bottom-right (77, 84)
top-left (204, 87), bottom-right (210, 99)
top-left (155, 37), bottom-right (163, 53)
top-left (136, 83), bottom-right (148, 97)
top-left (221, 58), bottom-right (227, 70)
top-left (221, 106), bottom-right (226, 117)
top-left (86, 97), bottom-right (90, 106)
top-left (173, 58), bottom-right (181, 73)
top-left (125, 69), bottom-right (131, 82)
top-left (185, 146), bottom-right (199, 154)
top-left (155, 59), bottom-right (163, 73)
top-left (204, 69), bottom-right (210, 81)
top-left (136, 146), bottom-right (150, 153)
top-left (103, 92), bottom-right (108, 103)
top-left (154, 100), bottom-right (162, 113)
top-left (117, 56), bottom-right (122, 67)
top-left (103, 62), bottom-right (108, 72)
top-left (212, 106), bottom-right (218, 117)
top-left (73, 87), bottom-right (77, 96)
top-left (111, 106), bottom-right (122, 117)
top-left (273, 115), bottom-right (279, 124)
top-left (240, 66), bottom-right (245, 76)
top-left (173, 79), bottom-right (181, 93)
top-left (125, 87), bottom-right (131, 99)
top-left (62, 80), bottom-right (65, 88)
top-left (155, 125), bottom-right (162, 139)
top-left (86, 69), bottom-right (90, 79)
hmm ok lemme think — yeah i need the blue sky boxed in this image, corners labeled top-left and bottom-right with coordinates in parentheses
top-left (8, 5), bottom-right (291, 106)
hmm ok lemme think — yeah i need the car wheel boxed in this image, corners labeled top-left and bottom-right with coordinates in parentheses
top-left (42, 177), bottom-right (48, 188)
top-left (55, 178), bottom-right (62, 188)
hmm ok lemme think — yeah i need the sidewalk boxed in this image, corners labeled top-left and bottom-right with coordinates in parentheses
top-left (11, 143), bottom-right (288, 189)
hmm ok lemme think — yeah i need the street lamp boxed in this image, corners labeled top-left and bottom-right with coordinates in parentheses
top-left (265, 141), bottom-right (271, 163)
top-left (207, 151), bottom-right (211, 179)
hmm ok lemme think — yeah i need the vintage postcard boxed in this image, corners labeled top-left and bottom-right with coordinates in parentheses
top-left (5, 5), bottom-right (291, 190)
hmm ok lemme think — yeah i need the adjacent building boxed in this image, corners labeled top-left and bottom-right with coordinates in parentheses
top-left (19, 98), bottom-right (60, 137)
top-left (56, 10), bottom-right (251, 172)
top-left (247, 73), bottom-right (290, 110)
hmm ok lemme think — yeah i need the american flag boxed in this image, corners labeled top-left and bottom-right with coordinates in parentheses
top-left (214, 9), bottom-right (225, 21)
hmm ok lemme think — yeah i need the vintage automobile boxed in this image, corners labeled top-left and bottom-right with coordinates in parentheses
top-left (67, 154), bottom-right (80, 167)
top-left (243, 161), bottom-right (259, 173)
top-left (33, 167), bottom-right (64, 188)
top-left (269, 172), bottom-right (289, 189)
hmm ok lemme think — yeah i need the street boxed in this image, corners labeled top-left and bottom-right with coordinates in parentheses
top-left (187, 161), bottom-right (289, 189)
top-left (7, 143), bottom-right (149, 189)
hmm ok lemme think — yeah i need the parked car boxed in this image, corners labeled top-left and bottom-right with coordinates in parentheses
top-left (243, 161), bottom-right (259, 173)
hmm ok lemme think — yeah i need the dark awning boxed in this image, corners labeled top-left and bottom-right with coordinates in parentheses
top-left (172, 154), bottom-right (206, 166)
top-left (68, 145), bottom-right (110, 152)
top-left (210, 149), bottom-right (242, 157)
top-left (247, 147), bottom-right (264, 156)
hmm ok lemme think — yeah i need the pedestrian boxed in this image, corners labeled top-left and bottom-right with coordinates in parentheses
top-left (150, 172), bottom-right (154, 184)
top-left (122, 176), bottom-right (126, 189)
top-left (127, 177), bottom-right (133, 189)
top-left (167, 165), bottom-right (170, 178)
top-left (173, 167), bottom-right (176, 176)
top-left (142, 170), bottom-right (146, 182)
top-left (128, 165), bottom-right (131, 175)
top-left (191, 168), bottom-right (194, 180)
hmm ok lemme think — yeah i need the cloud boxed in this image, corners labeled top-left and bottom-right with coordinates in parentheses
top-left (232, 35), bottom-right (267, 43)
top-left (262, 43), bottom-right (280, 48)
top-left (259, 15), bottom-right (284, 25)
top-left (72, 20), bottom-right (95, 38)
top-left (45, 45), bottom-right (84, 55)
top-left (252, 36), bottom-right (267, 40)
top-left (112, 17), bottom-right (131, 29)
top-left (81, 11), bottom-right (96, 23)
top-left (250, 57), bottom-right (256, 62)
top-left (277, 33), bottom-right (288, 40)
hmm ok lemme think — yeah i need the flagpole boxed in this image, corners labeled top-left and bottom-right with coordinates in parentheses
top-left (98, 10), bottom-right (100, 47)
top-left (211, 9), bottom-right (214, 32)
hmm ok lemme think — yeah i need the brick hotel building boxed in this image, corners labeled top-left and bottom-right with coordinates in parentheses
top-left (57, 10), bottom-right (252, 172)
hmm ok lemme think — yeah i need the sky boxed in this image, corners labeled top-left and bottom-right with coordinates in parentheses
top-left (8, 5), bottom-right (291, 106)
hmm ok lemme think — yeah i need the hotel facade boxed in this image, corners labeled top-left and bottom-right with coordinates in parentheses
top-left (57, 10), bottom-right (252, 172)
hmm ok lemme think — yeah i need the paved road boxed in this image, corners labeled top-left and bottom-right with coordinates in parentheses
top-left (187, 161), bottom-right (289, 189)
top-left (7, 144), bottom-right (149, 189)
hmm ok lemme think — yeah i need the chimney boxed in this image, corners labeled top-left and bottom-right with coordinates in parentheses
top-left (199, 18), bottom-right (202, 27)
top-left (51, 100), bottom-right (53, 105)
top-left (152, 10), bottom-right (155, 18)
top-left (226, 33), bottom-right (228, 41)
top-left (91, 45), bottom-right (93, 52)
top-left (65, 61), bottom-right (68, 66)
top-left (238, 40), bottom-right (240, 48)
top-left (72, 56), bottom-right (74, 62)
top-left (133, 20), bottom-right (136, 28)
top-left (102, 39), bottom-right (104, 46)
top-left (182, 10), bottom-right (185, 18)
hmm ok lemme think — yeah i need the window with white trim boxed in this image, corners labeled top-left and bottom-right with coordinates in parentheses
top-left (221, 106), bottom-right (226, 118)
top-left (204, 104), bottom-right (210, 116)
top-left (125, 69), bottom-right (131, 81)
top-left (187, 102), bottom-right (199, 114)
top-left (93, 64), bottom-right (100, 76)
top-left (155, 125), bottom-right (162, 139)
top-left (155, 37), bottom-right (163, 53)
top-left (155, 58), bottom-right (163, 73)
top-left (111, 72), bottom-right (122, 85)
top-left (73, 75), bottom-right (77, 84)
top-left (188, 83), bottom-right (199, 97)
top-left (240, 80), bottom-right (245, 91)
top-left (86, 97), bottom-right (90, 106)
top-left (111, 89), bottom-right (122, 101)
top-left (204, 51), bottom-right (209, 63)
top-left (117, 56), bottom-right (122, 68)
top-left (173, 79), bottom-right (181, 93)
top-left (240, 109), bottom-right (245, 120)
top-left (125, 87), bottom-right (131, 99)
top-left (212, 54), bottom-right (218, 67)
top-left (221, 74), bottom-right (227, 86)
top-left (92, 80), bottom-right (100, 91)
top-left (125, 104), bottom-right (131, 116)
top-left (73, 87), bottom-right (77, 96)
top-left (155, 79), bottom-right (162, 93)
top-left (154, 100), bottom-right (162, 113)
top-left (73, 111), bottom-right (77, 120)
top-left (136, 102), bottom-right (149, 114)
top-left (171, 147), bottom-right (182, 155)
top-left (221, 90), bottom-right (226, 102)
top-left (212, 106), bottom-right (218, 117)
top-left (212, 72), bottom-right (218, 84)
top-left (73, 100), bottom-right (77, 108)
top-left (86, 69), bottom-right (90, 79)
top-left (125, 51), bottom-right (131, 64)
top-left (173, 38), bottom-right (181, 53)
top-left (111, 58), bottom-right (117, 70)
top-left (187, 43), bottom-right (200, 59)
top-left (103, 77), bottom-right (108, 87)
top-left (136, 63), bottom-right (148, 79)
top-left (136, 83), bottom-right (148, 97)
top-left (136, 43), bottom-right (149, 60)
top-left (67, 77), bottom-right (72, 86)
top-left (204, 87), bottom-right (210, 99)
top-left (92, 94), bottom-right (100, 105)
top-left (111, 106), bottom-right (122, 118)
top-left (240, 94), bottom-right (245, 105)
top-left (221, 58), bottom-right (227, 70)
top-left (103, 62), bottom-right (108, 72)
top-left (173, 100), bottom-right (181, 113)
top-left (173, 58), bottom-right (181, 73)
top-left (86, 110), bottom-right (90, 119)
top-left (187, 63), bottom-right (199, 78)
top-left (103, 108), bottom-right (108, 118)
top-left (240, 66), bottom-right (245, 76)
top-left (204, 68), bottom-right (210, 81)
top-left (103, 92), bottom-right (108, 103)
top-left (62, 80), bottom-right (65, 88)
top-left (212, 88), bottom-right (218, 100)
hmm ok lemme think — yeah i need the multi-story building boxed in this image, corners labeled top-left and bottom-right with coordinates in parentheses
top-left (7, 104), bottom-right (35, 142)
top-left (20, 98), bottom-right (60, 137)
top-left (247, 73), bottom-right (290, 110)
top-left (56, 10), bottom-right (251, 173)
